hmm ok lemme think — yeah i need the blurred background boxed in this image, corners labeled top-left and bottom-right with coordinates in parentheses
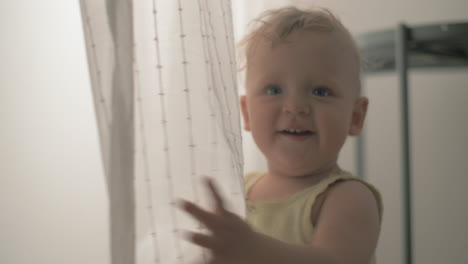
top-left (1, 0), bottom-right (467, 264)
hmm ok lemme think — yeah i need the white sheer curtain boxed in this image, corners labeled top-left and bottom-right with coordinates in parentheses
top-left (80, 1), bottom-right (245, 263)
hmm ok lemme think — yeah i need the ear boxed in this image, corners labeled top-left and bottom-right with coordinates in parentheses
top-left (240, 95), bottom-right (251, 131)
top-left (349, 97), bottom-right (368, 136)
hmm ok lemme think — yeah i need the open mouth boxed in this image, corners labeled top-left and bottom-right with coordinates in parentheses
top-left (280, 129), bottom-right (315, 135)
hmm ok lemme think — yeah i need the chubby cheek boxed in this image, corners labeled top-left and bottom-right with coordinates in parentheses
top-left (248, 103), bottom-right (277, 146)
top-left (248, 99), bottom-right (275, 125)
top-left (316, 109), bottom-right (350, 151)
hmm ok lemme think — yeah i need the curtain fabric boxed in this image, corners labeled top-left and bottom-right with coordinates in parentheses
top-left (80, 0), bottom-right (245, 263)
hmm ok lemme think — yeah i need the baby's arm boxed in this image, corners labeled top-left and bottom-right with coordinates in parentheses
top-left (179, 178), bottom-right (380, 264)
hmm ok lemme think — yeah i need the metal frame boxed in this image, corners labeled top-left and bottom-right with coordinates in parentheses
top-left (396, 24), bottom-right (413, 264)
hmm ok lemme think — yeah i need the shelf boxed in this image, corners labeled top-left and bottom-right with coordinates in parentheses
top-left (356, 22), bottom-right (468, 72)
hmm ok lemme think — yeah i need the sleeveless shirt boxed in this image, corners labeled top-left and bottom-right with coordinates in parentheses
top-left (244, 170), bottom-right (383, 263)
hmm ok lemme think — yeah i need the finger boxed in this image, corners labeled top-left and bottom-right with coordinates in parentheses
top-left (179, 199), bottom-right (220, 231)
top-left (182, 230), bottom-right (220, 251)
top-left (203, 177), bottom-right (225, 212)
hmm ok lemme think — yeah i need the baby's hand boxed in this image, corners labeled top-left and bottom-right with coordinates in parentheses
top-left (179, 177), bottom-right (258, 264)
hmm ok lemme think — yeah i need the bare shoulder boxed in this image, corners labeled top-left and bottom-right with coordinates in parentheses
top-left (311, 180), bottom-right (380, 264)
top-left (327, 180), bottom-right (379, 208)
top-left (319, 179), bottom-right (380, 229)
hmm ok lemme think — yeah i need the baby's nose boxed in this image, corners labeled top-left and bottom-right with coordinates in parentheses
top-left (282, 97), bottom-right (311, 115)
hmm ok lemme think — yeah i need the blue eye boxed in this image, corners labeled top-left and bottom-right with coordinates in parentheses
top-left (313, 87), bottom-right (331, 97)
top-left (266, 85), bottom-right (282, 95)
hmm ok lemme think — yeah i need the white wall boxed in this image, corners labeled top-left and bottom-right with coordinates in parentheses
top-left (1, 1), bottom-right (467, 264)
top-left (0, 1), bottom-right (109, 264)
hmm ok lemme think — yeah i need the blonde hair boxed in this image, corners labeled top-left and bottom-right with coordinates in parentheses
top-left (237, 6), bottom-right (363, 93)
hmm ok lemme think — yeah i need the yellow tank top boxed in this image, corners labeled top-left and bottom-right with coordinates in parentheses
top-left (244, 170), bottom-right (383, 263)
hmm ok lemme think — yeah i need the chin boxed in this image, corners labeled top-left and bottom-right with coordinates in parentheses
top-left (268, 156), bottom-right (317, 175)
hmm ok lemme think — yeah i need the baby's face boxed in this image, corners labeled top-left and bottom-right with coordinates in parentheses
top-left (240, 31), bottom-right (367, 176)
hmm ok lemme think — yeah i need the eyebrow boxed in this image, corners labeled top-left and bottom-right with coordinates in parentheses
top-left (247, 67), bottom-right (345, 90)
top-left (302, 76), bottom-right (340, 89)
top-left (246, 71), bottom-right (281, 86)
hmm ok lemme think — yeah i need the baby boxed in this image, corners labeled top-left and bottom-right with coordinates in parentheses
top-left (180, 6), bottom-right (382, 264)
